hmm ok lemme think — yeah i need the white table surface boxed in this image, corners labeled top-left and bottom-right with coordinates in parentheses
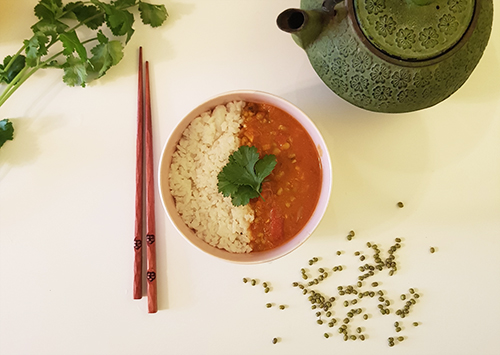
top-left (1, 1), bottom-right (499, 354)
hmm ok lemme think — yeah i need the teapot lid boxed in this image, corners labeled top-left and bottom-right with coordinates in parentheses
top-left (352, 0), bottom-right (475, 62)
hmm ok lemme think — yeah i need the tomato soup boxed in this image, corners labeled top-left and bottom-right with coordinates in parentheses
top-left (240, 102), bottom-right (322, 252)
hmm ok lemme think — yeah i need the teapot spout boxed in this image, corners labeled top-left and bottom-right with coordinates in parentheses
top-left (277, 0), bottom-right (340, 49)
top-left (277, 8), bottom-right (327, 49)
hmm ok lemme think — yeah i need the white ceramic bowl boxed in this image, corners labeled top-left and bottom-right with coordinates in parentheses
top-left (158, 90), bottom-right (332, 263)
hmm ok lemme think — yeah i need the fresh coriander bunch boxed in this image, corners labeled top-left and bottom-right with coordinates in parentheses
top-left (0, 0), bottom-right (168, 148)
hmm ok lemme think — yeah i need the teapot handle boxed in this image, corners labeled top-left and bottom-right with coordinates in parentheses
top-left (322, 0), bottom-right (344, 13)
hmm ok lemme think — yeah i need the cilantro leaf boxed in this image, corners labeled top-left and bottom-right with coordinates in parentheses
top-left (217, 146), bottom-right (277, 206)
top-left (217, 170), bottom-right (239, 198)
top-left (223, 148), bottom-right (258, 188)
top-left (64, 2), bottom-right (105, 30)
top-left (101, 5), bottom-right (135, 42)
top-left (255, 154), bottom-right (277, 182)
top-left (114, 0), bottom-right (138, 6)
top-left (60, 30), bottom-right (88, 61)
top-left (62, 1), bottom-right (83, 18)
top-left (138, 2), bottom-right (168, 28)
top-left (0, 55), bottom-right (26, 84)
top-left (62, 55), bottom-right (87, 87)
top-left (231, 185), bottom-right (260, 207)
top-left (89, 35), bottom-right (124, 78)
top-left (0, 119), bottom-right (14, 148)
top-left (34, 0), bottom-right (64, 22)
top-left (31, 20), bottom-right (68, 43)
top-left (24, 32), bottom-right (49, 67)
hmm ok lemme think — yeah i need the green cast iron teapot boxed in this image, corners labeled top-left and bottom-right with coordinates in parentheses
top-left (277, 0), bottom-right (493, 113)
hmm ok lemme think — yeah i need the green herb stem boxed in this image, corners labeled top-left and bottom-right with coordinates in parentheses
top-left (1, 0), bottom-right (168, 148)
top-left (2, 45), bottom-right (27, 75)
top-left (0, 34), bottom-right (97, 107)
top-left (0, 66), bottom-right (32, 107)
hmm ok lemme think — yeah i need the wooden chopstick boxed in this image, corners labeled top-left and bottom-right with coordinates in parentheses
top-left (144, 60), bottom-right (158, 313)
top-left (134, 48), bottom-right (157, 312)
top-left (133, 47), bottom-right (144, 300)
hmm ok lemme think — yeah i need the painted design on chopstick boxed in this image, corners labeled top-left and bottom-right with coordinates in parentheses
top-left (147, 271), bottom-right (156, 282)
top-left (134, 239), bottom-right (142, 250)
top-left (146, 234), bottom-right (155, 245)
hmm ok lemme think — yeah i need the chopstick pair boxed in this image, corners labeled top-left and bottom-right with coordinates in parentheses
top-left (133, 47), bottom-right (157, 313)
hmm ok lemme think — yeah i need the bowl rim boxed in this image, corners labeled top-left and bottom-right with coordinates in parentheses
top-left (158, 90), bottom-right (332, 264)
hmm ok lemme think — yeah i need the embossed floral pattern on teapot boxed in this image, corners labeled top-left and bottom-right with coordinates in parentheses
top-left (277, 0), bottom-right (493, 113)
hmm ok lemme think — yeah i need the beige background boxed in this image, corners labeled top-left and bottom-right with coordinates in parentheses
top-left (1, 1), bottom-right (499, 354)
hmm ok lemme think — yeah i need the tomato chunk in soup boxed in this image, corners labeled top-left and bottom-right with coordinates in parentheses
top-left (240, 102), bottom-right (322, 252)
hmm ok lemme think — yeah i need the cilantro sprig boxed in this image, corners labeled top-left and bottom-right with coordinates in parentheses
top-left (0, 0), bottom-right (168, 149)
top-left (0, 119), bottom-right (14, 149)
top-left (218, 145), bottom-right (277, 207)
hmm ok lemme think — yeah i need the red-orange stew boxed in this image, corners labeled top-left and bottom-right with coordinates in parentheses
top-left (240, 102), bottom-right (322, 252)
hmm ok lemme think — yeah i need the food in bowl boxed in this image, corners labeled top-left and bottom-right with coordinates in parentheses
top-left (238, 102), bottom-right (322, 252)
top-left (168, 97), bottom-right (323, 254)
top-left (169, 101), bottom-right (254, 253)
